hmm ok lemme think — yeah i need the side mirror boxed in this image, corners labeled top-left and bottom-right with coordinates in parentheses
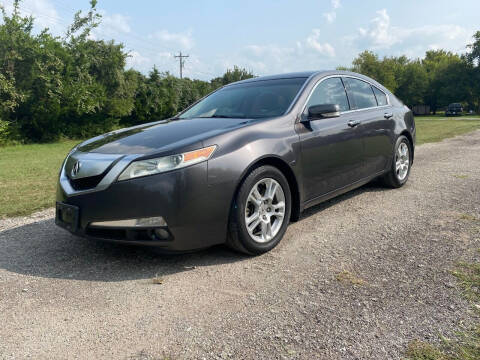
top-left (307, 104), bottom-right (340, 120)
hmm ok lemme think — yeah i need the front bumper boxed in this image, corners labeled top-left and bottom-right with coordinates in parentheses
top-left (56, 162), bottom-right (230, 251)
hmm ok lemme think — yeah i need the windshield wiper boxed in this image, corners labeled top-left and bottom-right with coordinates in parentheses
top-left (198, 115), bottom-right (246, 119)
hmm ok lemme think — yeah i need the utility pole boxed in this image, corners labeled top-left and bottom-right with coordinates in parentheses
top-left (174, 51), bottom-right (189, 79)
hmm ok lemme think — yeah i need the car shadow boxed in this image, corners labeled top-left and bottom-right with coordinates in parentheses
top-left (0, 181), bottom-right (390, 282)
top-left (0, 218), bottom-right (248, 282)
top-left (298, 180), bottom-right (388, 219)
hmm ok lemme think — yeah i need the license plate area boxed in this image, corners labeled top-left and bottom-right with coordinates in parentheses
top-left (55, 202), bottom-right (79, 232)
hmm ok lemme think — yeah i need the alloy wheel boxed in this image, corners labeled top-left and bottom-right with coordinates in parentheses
top-left (396, 142), bottom-right (410, 181)
top-left (244, 178), bottom-right (286, 243)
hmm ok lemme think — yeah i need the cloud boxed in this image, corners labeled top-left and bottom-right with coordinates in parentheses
top-left (323, 12), bottom-right (336, 24)
top-left (129, 30), bottom-right (195, 74)
top-left (239, 45), bottom-right (296, 73)
top-left (1, 0), bottom-right (64, 34)
top-left (152, 29), bottom-right (194, 50)
top-left (91, 11), bottom-right (131, 40)
top-left (125, 50), bottom-right (180, 74)
top-left (244, 44), bottom-right (296, 58)
top-left (323, 0), bottom-right (341, 23)
top-left (101, 13), bottom-right (131, 34)
top-left (358, 9), bottom-right (396, 48)
top-left (126, 51), bottom-right (150, 69)
top-left (306, 29), bottom-right (335, 56)
top-left (354, 9), bottom-right (472, 56)
top-left (214, 28), bottom-right (336, 77)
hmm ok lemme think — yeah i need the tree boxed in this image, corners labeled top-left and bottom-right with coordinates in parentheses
top-left (466, 31), bottom-right (480, 65)
top-left (0, 0), bottom-right (138, 141)
top-left (210, 66), bottom-right (255, 88)
top-left (422, 50), bottom-right (469, 113)
top-left (0, 1), bottom-right (66, 141)
top-left (394, 60), bottom-right (428, 107)
top-left (466, 31), bottom-right (480, 112)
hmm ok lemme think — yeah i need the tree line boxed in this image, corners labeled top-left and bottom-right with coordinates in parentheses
top-left (0, 0), bottom-right (254, 144)
top-left (0, 0), bottom-right (479, 145)
top-left (340, 35), bottom-right (480, 114)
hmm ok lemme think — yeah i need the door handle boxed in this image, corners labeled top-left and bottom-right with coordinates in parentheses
top-left (384, 112), bottom-right (394, 119)
top-left (347, 120), bottom-right (360, 128)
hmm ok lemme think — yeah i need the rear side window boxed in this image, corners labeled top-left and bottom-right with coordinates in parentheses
top-left (372, 86), bottom-right (388, 106)
top-left (305, 77), bottom-right (350, 112)
top-left (344, 78), bottom-right (377, 109)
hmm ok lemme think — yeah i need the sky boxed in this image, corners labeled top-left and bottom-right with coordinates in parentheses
top-left (1, 0), bottom-right (479, 80)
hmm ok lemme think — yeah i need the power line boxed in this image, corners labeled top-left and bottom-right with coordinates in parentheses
top-left (174, 51), bottom-right (189, 79)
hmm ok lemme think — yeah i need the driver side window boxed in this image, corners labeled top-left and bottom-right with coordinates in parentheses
top-left (306, 77), bottom-right (350, 112)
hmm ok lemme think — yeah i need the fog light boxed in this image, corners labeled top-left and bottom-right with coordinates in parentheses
top-left (153, 228), bottom-right (170, 240)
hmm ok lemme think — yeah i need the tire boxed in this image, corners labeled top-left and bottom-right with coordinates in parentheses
top-left (227, 165), bottom-right (292, 255)
top-left (381, 135), bottom-right (412, 188)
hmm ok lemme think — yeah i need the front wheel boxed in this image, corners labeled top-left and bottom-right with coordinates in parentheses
top-left (227, 165), bottom-right (291, 255)
top-left (381, 135), bottom-right (412, 188)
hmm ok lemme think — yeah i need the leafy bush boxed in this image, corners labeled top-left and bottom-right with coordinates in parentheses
top-left (0, 1), bottom-right (255, 144)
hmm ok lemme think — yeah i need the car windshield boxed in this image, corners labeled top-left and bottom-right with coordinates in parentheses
top-left (178, 77), bottom-right (307, 119)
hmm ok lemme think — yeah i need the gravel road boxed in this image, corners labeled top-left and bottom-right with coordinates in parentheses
top-left (1, 131), bottom-right (479, 360)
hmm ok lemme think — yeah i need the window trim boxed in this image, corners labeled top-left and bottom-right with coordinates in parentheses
top-left (300, 74), bottom-right (391, 120)
top-left (344, 77), bottom-right (378, 110)
top-left (371, 84), bottom-right (388, 107)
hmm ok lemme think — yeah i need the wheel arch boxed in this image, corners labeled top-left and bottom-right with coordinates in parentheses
top-left (231, 156), bottom-right (301, 222)
top-left (400, 130), bottom-right (414, 162)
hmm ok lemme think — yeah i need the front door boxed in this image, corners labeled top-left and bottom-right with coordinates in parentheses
top-left (296, 77), bottom-right (365, 201)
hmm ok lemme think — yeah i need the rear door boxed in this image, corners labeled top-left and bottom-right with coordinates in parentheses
top-left (296, 77), bottom-right (365, 200)
top-left (343, 77), bottom-right (393, 175)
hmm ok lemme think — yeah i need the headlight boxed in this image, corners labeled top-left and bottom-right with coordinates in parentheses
top-left (117, 145), bottom-right (217, 181)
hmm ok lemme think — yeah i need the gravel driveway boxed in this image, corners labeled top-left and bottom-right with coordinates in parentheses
top-left (1, 131), bottom-right (479, 360)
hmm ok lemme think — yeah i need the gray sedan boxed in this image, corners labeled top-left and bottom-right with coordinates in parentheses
top-left (56, 71), bottom-right (415, 254)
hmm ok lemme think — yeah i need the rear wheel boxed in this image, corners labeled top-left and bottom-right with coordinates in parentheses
top-left (381, 135), bottom-right (412, 188)
top-left (227, 165), bottom-right (291, 255)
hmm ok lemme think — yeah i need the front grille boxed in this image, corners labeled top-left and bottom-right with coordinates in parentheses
top-left (68, 173), bottom-right (105, 191)
top-left (65, 154), bottom-right (123, 192)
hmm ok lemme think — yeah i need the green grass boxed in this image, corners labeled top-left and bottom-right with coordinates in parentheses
top-left (0, 140), bottom-right (80, 217)
top-left (415, 118), bottom-right (480, 145)
top-left (417, 114), bottom-right (480, 120)
top-left (0, 118), bottom-right (480, 218)
top-left (406, 256), bottom-right (480, 360)
top-left (406, 340), bottom-right (449, 360)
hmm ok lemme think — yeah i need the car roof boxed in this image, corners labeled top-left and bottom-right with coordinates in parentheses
top-left (232, 71), bottom-right (323, 84)
top-left (224, 70), bottom-right (393, 97)
top-left (229, 70), bottom-right (384, 86)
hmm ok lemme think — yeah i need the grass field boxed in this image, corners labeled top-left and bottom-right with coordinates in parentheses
top-left (416, 118), bottom-right (480, 145)
top-left (1, 118), bottom-right (480, 218)
top-left (417, 113), bottom-right (480, 120)
top-left (0, 140), bottom-right (80, 218)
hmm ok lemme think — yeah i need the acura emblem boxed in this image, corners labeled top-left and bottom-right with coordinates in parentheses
top-left (71, 161), bottom-right (81, 177)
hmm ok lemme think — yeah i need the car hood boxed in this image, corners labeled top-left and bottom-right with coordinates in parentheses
top-left (77, 117), bottom-right (251, 155)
